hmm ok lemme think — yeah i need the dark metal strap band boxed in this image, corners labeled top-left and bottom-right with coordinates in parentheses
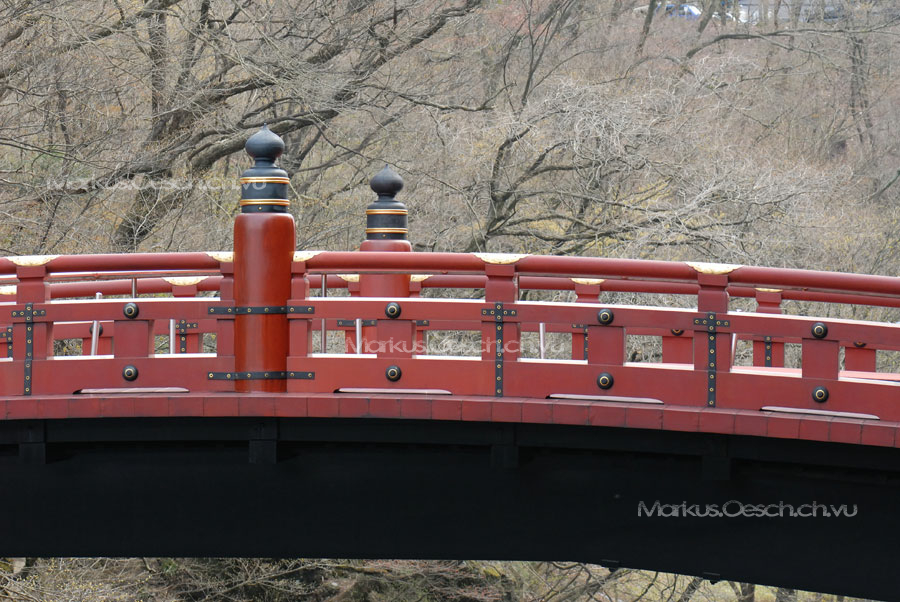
top-left (336, 319), bottom-right (376, 327)
top-left (174, 320), bottom-right (198, 354)
top-left (24, 322), bottom-right (34, 396)
top-left (335, 319), bottom-right (430, 327)
top-left (11, 303), bottom-right (46, 322)
top-left (207, 371), bottom-right (315, 381)
top-left (208, 305), bottom-right (314, 315)
top-left (483, 303), bottom-right (516, 397)
top-left (240, 204), bottom-right (289, 213)
top-left (11, 304), bottom-right (43, 395)
top-left (764, 336), bottom-right (773, 367)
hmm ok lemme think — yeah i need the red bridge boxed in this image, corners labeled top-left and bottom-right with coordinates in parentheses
top-left (2, 128), bottom-right (898, 599)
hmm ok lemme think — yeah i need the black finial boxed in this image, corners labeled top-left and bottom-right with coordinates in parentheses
top-left (370, 165), bottom-right (404, 197)
top-left (239, 125), bottom-right (290, 213)
top-left (245, 124), bottom-right (285, 165)
top-left (365, 165), bottom-right (407, 240)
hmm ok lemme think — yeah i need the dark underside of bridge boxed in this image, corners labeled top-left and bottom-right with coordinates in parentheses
top-left (0, 415), bottom-right (897, 600)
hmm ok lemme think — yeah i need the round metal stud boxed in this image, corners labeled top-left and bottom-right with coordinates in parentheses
top-left (811, 322), bottom-right (828, 339)
top-left (812, 386), bottom-right (829, 403)
top-left (122, 365), bottom-right (139, 381)
top-left (385, 365), bottom-right (402, 382)
top-left (89, 323), bottom-right (103, 336)
top-left (597, 308), bottom-right (614, 325)
top-left (671, 329), bottom-right (684, 336)
top-left (385, 302), bottom-right (402, 319)
top-left (597, 372), bottom-right (614, 390)
top-left (854, 341), bottom-right (866, 348)
top-left (123, 302), bottom-right (140, 319)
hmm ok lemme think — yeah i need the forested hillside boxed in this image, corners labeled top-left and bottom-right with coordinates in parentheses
top-left (0, 0), bottom-right (897, 599)
top-left (1, 0), bottom-right (897, 272)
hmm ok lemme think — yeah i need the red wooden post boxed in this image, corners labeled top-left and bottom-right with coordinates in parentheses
top-left (341, 274), bottom-right (361, 353)
top-left (409, 275), bottom-right (428, 353)
top-left (169, 277), bottom-right (204, 353)
top-left (0, 286), bottom-right (11, 359)
top-left (233, 126), bottom-right (295, 393)
top-left (10, 257), bottom-right (54, 396)
top-left (753, 288), bottom-right (784, 367)
top-left (802, 320), bottom-right (839, 382)
top-left (572, 278), bottom-right (601, 360)
top-left (662, 329), bottom-right (693, 364)
top-left (845, 342), bottom-right (876, 372)
top-left (661, 278), bottom-right (693, 363)
top-left (214, 255), bottom-right (235, 359)
top-left (479, 255), bottom-right (522, 397)
top-left (286, 252), bottom-right (314, 392)
top-left (692, 265), bottom-right (733, 408)
top-left (358, 167), bottom-right (412, 358)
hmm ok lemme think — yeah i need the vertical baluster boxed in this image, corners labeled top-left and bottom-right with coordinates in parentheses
top-left (571, 278), bottom-right (601, 360)
top-left (481, 261), bottom-right (520, 397)
top-left (692, 267), bottom-right (733, 408)
top-left (342, 275), bottom-right (360, 353)
top-left (753, 288), bottom-right (784, 367)
top-left (844, 341), bottom-right (876, 372)
top-left (169, 278), bottom-right (203, 353)
top-left (91, 292), bottom-right (102, 356)
top-left (286, 253), bottom-right (314, 392)
top-left (214, 256), bottom-right (235, 361)
top-left (12, 258), bottom-right (54, 396)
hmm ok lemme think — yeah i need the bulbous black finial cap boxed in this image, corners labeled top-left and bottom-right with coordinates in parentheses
top-left (239, 125), bottom-right (289, 213)
top-left (245, 125), bottom-right (284, 163)
top-left (366, 165), bottom-right (407, 240)
top-left (370, 165), bottom-right (403, 197)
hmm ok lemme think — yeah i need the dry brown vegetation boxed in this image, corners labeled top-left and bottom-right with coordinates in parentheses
top-left (0, 558), bottom-right (871, 601)
top-left (0, 0), bottom-right (898, 599)
top-left (0, 0), bottom-right (897, 273)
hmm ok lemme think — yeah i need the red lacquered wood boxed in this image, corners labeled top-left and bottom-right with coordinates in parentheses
top-left (358, 239), bottom-right (412, 353)
top-left (234, 212), bottom-right (295, 392)
top-left (845, 346), bottom-right (877, 372)
top-left (730, 265), bottom-right (900, 297)
top-left (0, 246), bottom-right (899, 444)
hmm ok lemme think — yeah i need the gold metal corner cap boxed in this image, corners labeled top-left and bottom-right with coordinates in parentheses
top-left (756, 287), bottom-right (783, 293)
top-left (7, 255), bottom-right (59, 267)
top-left (0, 285), bottom-right (16, 295)
top-left (337, 274), bottom-right (360, 283)
top-left (163, 276), bottom-right (208, 286)
top-left (473, 252), bottom-right (530, 265)
top-left (410, 274), bottom-right (432, 283)
top-left (293, 250), bottom-right (324, 262)
top-left (206, 251), bottom-right (234, 263)
top-left (571, 277), bottom-right (605, 285)
top-left (686, 261), bottom-right (742, 275)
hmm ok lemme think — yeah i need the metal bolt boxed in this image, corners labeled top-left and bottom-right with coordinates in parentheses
top-left (597, 372), bottom-right (614, 390)
top-left (597, 309), bottom-right (614, 325)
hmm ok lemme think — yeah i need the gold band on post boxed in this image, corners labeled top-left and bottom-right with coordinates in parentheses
top-left (365, 227), bottom-right (408, 234)
top-left (240, 199), bottom-right (291, 206)
top-left (240, 177), bottom-right (290, 184)
top-left (365, 209), bottom-right (408, 215)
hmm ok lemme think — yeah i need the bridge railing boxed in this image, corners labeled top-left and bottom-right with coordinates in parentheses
top-left (0, 250), bottom-right (898, 422)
